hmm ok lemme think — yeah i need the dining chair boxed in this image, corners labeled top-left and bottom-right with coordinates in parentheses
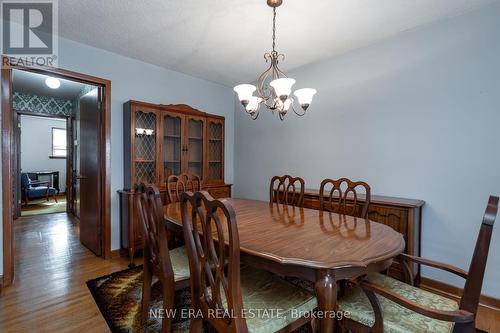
top-left (167, 173), bottom-right (202, 204)
top-left (319, 177), bottom-right (371, 218)
top-left (337, 195), bottom-right (499, 333)
top-left (269, 174), bottom-right (305, 207)
top-left (180, 191), bottom-right (317, 333)
top-left (134, 184), bottom-right (191, 333)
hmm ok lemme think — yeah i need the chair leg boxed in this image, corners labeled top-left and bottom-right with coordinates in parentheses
top-left (189, 317), bottom-right (203, 333)
top-left (161, 280), bottom-right (175, 333)
top-left (141, 263), bottom-right (153, 325)
top-left (53, 193), bottom-right (58, 203)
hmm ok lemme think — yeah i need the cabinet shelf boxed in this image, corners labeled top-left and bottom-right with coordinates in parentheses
top-left (209, 138), bottom-right (222, 141)
top-left (165, 160), bottom-right (180, 163)
top-left (209, 160), bottom-right (222, 163)
top-left (135, 159), bottom-right (155, 163)
top-left (189, 137), bottom-right (203, 140)
top-left (165, 134), bottom-right (181, 138)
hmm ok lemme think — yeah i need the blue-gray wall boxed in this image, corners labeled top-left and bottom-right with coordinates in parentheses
top-left (234, 3), bottom-right (500, 297)
top-left (0, 35), bottom-right (235, 275)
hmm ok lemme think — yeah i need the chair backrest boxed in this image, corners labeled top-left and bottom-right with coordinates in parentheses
top-left (269, 175), bottom-right (305, 207)
top-left (21, 173), bottom-right (31, 189)
top-left (134, 184), bottom-right (174, 280)
top-left (167, 173), bottom-right (202, 204)
top-left (180, 191), bottom-right (247, 332)
top-left (459, 195), bottom-right (498, 315)
top-left (319, 178), bottom-right (371, 218)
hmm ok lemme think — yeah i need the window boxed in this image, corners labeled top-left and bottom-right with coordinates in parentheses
top-left (51, 127), bottom-right (67, 158)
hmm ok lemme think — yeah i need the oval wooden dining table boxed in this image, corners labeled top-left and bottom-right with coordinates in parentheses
top-left (164, 198), bottom-right (405, 333)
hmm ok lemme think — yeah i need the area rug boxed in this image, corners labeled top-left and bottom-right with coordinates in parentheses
top-left (21, 196), bottom-right (67, 216)
top-left (86, 265), bottom-right (199, 333)
top-left (87, 266), bottom-right (310, 333)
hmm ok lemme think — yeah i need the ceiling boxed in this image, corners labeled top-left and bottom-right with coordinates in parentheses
top-left (13, 70), bottom-right (88, 100)
top-left (58, 0), bottom-right (498, 87)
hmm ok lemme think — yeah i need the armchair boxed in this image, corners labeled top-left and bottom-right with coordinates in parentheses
top-left (21, 173), bottom-right (58, 206)
top-left (337, 195), bottom-right (498, 333)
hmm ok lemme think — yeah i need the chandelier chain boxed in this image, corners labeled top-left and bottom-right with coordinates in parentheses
top-left (272, 7), bottom-right (276, 52)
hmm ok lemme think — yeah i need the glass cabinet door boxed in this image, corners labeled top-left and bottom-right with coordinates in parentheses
top-left (207, 119), bottom-right (224, 182)
top-left (186, 116), bottom-right (205, 179)
top-left (134, 110), bottom-right (157, 184)
top-left (163, 112), bottom-right (183, 184)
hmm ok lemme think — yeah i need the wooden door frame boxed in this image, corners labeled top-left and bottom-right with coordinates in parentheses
top-left (1, 57), bottom-right (112, 287)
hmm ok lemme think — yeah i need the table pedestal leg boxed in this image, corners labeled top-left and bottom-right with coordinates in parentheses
top-left (315, 270), bottom-right (337, 333)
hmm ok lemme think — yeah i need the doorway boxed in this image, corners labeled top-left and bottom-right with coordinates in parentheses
top-left (18, 114), bottom-right (68, 217)
top-left (1, 60), bottom-right (112, 287)
top-left (12, 70), bottom-right (95, 219)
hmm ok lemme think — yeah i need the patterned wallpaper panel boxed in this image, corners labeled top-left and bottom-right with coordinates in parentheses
top-left (13, 92), bottom-right (75, 116)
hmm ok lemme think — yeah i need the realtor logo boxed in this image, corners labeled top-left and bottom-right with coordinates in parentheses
top-left (1, 0), bottom-right (58, 67)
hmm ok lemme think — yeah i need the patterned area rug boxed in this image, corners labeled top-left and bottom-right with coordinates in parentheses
top-left (87, 266), bottom-right (310, 333)
top-left (87, 265), bottom-right (198, 333)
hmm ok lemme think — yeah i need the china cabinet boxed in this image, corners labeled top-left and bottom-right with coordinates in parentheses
top-left (120, 101), bottom-right (231, 263)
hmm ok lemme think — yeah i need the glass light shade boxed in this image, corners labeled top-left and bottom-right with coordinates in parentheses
top-left (233, 84), bottom-right (256, 103)
top-left (274, 98), bottom-right (292, 113)
top-left (45, 77), bottom-right (61, 89)
top-left (283, 99), bottom-right (292, 111)
top-left (294, 88), bottom-right (317, 106)
top-left (270, 78), bottom-right (296, 100)
top-left (245, 96), bottom-right (262, 113)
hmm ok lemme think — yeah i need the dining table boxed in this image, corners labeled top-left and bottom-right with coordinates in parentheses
top-left (164, 198), bottom-right (405, 333)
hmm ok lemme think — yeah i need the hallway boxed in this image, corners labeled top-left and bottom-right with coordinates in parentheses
top-left (0, 213), bottom-right (129, 332)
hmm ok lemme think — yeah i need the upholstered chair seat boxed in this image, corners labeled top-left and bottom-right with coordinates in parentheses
top-left (337, 273), bottom-right (459, 333)
top-left (211, 266), bottom-right (317, 333)
top-left (27, 186), bottom-right (57, 198)
top-left (169, 246), bottom-right (190, 282)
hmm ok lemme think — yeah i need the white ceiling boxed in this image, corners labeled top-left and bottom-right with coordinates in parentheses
top-left (13, 70), bottom-right (87, 100)
top-left (58, 0), bottom-right (498, 87)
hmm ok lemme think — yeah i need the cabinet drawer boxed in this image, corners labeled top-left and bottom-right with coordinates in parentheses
top-left (209, 187), bottom-right (230, 199)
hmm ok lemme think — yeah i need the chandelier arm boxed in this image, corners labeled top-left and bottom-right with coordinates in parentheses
top-left (291, 100), bottom-right (307, 116)
top-left (256, 63), bottom-right (274, 99)
top-left (271, 64), bottom-right (278, 81)
top-left (275, 59), bottom-right (287, 78)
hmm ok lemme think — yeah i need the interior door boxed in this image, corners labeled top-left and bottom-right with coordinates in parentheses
top-left (79, 87), bottom-right (102, 255)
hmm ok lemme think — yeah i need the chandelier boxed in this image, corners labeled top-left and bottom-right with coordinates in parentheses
top-left (234, 0), bottom-right (317, 120)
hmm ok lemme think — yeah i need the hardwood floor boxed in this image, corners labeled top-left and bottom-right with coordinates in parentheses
top-left (0, 212), bottom-right (498, 332)
top-left (0, 213), bottom-right (132, 333)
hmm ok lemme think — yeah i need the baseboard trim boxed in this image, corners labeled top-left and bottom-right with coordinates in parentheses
top-left (420, 277), bottom-right (500, 310)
